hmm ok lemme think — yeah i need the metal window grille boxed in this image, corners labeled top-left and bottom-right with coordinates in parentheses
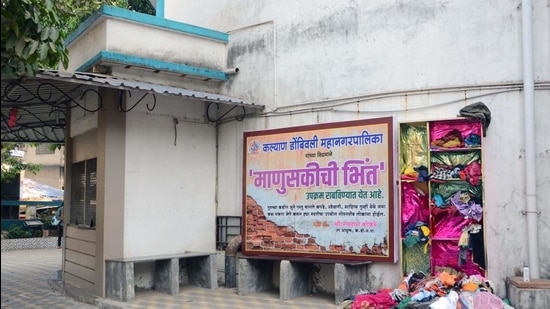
top-left (216, 216), bottom-right (241, 250)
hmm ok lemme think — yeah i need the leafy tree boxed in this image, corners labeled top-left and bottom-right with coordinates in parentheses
top-left (2, 1), bottom-right (154, 178)
top-left (1, 0), bottom-right (69, 78)
top-left (1, 0), bottom-right (155, 78)
top-left (1, 142), bottom-right (41, 183)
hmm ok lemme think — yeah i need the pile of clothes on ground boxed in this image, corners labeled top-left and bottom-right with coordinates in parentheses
top-left (338, 267), bottom-right (514, 309)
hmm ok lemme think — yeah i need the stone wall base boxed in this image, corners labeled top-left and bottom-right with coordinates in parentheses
top-left (507, 276), bottom-right (550, 309)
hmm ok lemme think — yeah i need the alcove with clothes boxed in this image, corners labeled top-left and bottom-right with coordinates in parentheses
top-left (395, 117), bottom-right (490, 308)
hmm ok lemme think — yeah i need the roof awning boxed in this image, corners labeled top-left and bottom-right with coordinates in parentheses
top-left (1, 70), bottom-right (263, 143)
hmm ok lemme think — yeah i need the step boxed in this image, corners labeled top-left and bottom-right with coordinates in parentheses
top-left (507, 276), bottom-right (550, 309)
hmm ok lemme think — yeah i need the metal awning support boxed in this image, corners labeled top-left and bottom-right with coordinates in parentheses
top-left (1, 70), bottom-right (264, 143)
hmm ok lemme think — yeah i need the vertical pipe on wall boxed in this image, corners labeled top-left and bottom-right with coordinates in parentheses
top-left (224, 235), bottom-right (242, 288)
top-left (521, 0), bottom-right (540, 279)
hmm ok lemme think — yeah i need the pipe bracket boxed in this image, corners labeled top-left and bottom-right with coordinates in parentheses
top-left (520, 210), bottom-right (541, 215)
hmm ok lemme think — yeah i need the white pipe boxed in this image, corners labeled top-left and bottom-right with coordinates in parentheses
top-left (223, 68), bottom-right (240, 75)
top-left (238, 82), bottom-right (548, 119)
top-left (270, 82), bottom-right (550, 114)
top-left (522, 0), bottom-right (540, 279)
top-left (271, 81), bottom-right (549, 112)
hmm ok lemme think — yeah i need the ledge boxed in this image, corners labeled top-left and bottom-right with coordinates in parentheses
top-left (508, 276), bottom-right (550, 289)
top-left (65, 5), bottom-right (229, 81)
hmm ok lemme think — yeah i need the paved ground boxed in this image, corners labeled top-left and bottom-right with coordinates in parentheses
top-left (1, 248), bottom-right (339, 309)
top-left (1, 249), bottom-right (97, 309)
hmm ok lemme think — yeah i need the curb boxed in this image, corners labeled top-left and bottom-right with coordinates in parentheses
top-left (48, 271), bottom-right (129, 309)
top-left (2, 236), bottom-right (59, 251)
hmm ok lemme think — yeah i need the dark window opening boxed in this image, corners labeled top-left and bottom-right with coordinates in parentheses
top-left (70, 158), bottom-right (96, 227)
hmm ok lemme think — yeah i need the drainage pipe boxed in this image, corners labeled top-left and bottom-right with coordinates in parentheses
top-left (521, 0), bottom-right (540, 279)
top-left (225, 235), bottom-right (242, 288)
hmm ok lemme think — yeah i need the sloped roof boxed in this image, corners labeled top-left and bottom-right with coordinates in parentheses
top-left (21, 178), bottom-right (64, 201)
top-left (1, 70), bottom-right (263, 143)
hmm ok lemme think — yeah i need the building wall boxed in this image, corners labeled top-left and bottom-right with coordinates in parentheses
top-left (166, 0), bottom-right (550, 297)
top-left (22, 144), bottom-right (64, 189)
top-left (67, 87), bottom-right (218, 295)
top-left (65, 119), bottom-right (99, 295)
top-left (122, 93), bottom-right (218, 257)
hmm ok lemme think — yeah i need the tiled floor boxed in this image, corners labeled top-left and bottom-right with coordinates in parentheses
top-left (126, 286), bottom-right (336, 309)
top-left (1, 248), bottom-right (97, 309)
top-left (1, 248), bottom-right (338, 309)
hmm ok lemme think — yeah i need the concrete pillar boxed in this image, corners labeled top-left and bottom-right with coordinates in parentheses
top-left (237, 257), bottom-right (274, 295)
top-left (334, 263), bottom-right (368, 304)
top-left (154, 258), bottom-right (179, 295)
top-left (105, 261), bottom-right (134, 302)
top-left (280, 260), bottom-right (313, 301)
top-left (187, 254), bottom-right (218, 289)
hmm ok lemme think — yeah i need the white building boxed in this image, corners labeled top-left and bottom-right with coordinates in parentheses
top-left (6, 0), bottom-right (548, 304)
top-left (22, 144), bottom-right (65, 190)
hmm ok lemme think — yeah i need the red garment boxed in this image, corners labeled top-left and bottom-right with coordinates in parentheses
top-left (8, 108), bottom-right (18, 128)
top-left (351, 292), bottom-right (396, 309)
top-left (464, 161), bottom-right (482, 186)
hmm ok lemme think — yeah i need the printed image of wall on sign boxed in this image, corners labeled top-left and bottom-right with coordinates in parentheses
top-left (243, 117), bottom-right (396, 262)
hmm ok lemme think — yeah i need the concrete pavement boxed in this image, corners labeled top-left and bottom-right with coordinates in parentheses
top-left (1, 248), bottom-right (97, 309)
top-left (1, 248), bottom-right (338, 309)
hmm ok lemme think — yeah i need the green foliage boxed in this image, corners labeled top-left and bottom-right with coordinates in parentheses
top-left (37, 211), bottom-right (55, 229)
top-left (126, 0), bottom-right (156, 15)
top-left (6, 225), bottom-right (32, 239)
top-left (58, 0), bottom-right (155, 37)
top-left (28, 142), bottom-right (63, 152)
top-left (49, 143), bottom-right (63, 152)
top-left (1, 142), bottom-right (42, 183)
top-left (1, 0), bottom-right (69, 78)
top-left (1, 0), bottom-right (155, 78)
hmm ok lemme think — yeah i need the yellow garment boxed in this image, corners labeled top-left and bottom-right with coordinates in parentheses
top-left (402, 166), bottom-right (418, 177)
top-left (458, 230), bottom-right (469, 247)
top-left (423, 239), bottom-right (431, 254)
top-left (420, 225), bottom-right (430, 237)
top-left (442, 138), bottom-right (462, 148)
top-left (419, 226), bottom-right (430, 254)
top-left (462, 282), bottom-right (478, 292)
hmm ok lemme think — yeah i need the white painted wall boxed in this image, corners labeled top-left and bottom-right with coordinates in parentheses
top-left (66, 17), bottom-right (228, 73)
top-left (122, 94), bottom-right (217, 256)
top-left (165, 0), bottom-right (550, 297)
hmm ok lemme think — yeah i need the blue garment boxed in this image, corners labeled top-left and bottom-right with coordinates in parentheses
top-left (411, 288), bottom-right (436, 302)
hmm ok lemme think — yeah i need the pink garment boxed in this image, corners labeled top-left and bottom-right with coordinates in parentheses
top-left (433, 212), bottom-right (473, 239)
top-left (430, 120), bottom-right (482, 142)
top-left (473, 291), bottom-right (504, 308)
top-left (401, 182), bottom-right (429, 235)
top-left (431, 240), bottom-right (485, 277)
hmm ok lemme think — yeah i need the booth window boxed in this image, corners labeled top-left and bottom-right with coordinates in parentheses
top-left (70, 158), bottom-right (96, 227)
